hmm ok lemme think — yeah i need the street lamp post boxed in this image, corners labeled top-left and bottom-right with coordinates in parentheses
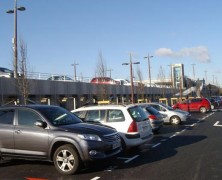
top-left (71, 62), bottom-right (79, 81)
top-left (6, 0), bottom-right (26, 78)
top-left (144, 54), bottom-right (153, 87)
top-left (122, 54), bottom-right (140, 103)
top-left (191, 64), bottom-right (196, 81)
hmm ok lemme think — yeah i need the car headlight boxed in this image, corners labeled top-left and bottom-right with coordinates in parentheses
top-left (78, 134), bottom-right (102, 141)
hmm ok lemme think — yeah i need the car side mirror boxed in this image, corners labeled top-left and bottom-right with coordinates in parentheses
top-left (35, 120), bottom-right (47, 128)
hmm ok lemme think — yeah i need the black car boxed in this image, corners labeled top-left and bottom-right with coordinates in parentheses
top-left (0, 105), bottom-right (121, 175)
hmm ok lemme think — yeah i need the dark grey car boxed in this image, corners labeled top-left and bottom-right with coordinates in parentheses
top-left (0, 105), bottom-right (121, 175)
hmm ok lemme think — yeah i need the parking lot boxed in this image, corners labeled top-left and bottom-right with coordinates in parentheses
top-left (1, 108), bottom-right (221, 180)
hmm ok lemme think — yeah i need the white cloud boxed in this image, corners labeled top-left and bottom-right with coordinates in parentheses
top-left (155, 46), bottom-right (211, 63)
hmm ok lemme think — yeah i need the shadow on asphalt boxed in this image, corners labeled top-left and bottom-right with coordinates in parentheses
top-left (76, 134), bottom-right (207, 176)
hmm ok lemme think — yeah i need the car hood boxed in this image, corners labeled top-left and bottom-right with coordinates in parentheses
top-left (59, 122), bottom-right (116, 135)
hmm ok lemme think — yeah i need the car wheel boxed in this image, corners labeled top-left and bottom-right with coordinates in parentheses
top-left (200, 107), bottom-right (207, 113)
top-left (53, 144), bottom-right (80, 175)
top-left (170, 116), bottom-right (181, 125)
top-left (211, 104), bottom-right (215, 110)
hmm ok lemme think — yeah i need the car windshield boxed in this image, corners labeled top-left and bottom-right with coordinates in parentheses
top-left (35, 106), bottom-right (82, 126)
top-left (160, 103), bottom-right (174, 110)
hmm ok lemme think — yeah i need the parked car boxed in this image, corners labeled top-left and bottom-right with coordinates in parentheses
top-left (90, 77), bottom-right (120, 85)
top-left (0, 105), bottom-right (121, 175)
top-left (172, 97), bottom-right (211, 113)
top-left (148, 102), bottom-right (191, 125)
top-left (47, 75), bottom-right (73, 81)
top-left (0, 67), bottom-right (14, 78)
top-left (72, 104), bottom-right (153, 149)
top-left (136, 103), bottom-right (164, 133)
top-left (210, 96), bottom-right (222, 106)
top-left (114, 79), bottom-right (131, 86)
top-left (208, 98), bottom-right (220, 110)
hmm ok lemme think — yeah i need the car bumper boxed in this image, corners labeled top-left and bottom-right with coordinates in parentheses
top-left (121, 132), bottom-right (153, 148)
top-left (79, 138), bottom-right (122, 161)
top-left (150, 120), bottom-right (164, 130)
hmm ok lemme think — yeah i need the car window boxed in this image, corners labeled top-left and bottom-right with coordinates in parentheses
top-left (85, 110), bottom-right (105, 122)
top-left (18, 109), bottom-right (41, 127)
top-left (73, 111), bottom-right (85, 119)
top-left (35, 106), bottom-right (82, 126)
top-left (0, 109), bottom-right (14, 125)
top-left (128, 106), bottom-right (147, 122)
top-left (107, 109), bottom-right (125, 122)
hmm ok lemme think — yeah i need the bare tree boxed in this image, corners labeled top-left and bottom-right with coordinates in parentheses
top-left (17, 39), bottom-right (30, 104)
top-left (95, 51), bottom-right (107, 77)
top-left (94, 51), bottom-right (108, 101)
top-left (158, 65), bottom-right (166, 97)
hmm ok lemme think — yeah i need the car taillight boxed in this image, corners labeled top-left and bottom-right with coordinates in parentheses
top-left (149, 115), bottom-right (157, 120)
top-left (127, 121), bottom-right (138, 132)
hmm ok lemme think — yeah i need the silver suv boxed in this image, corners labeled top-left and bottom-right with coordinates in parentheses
top-left (0, 105), bottom-right (121, 175)
top-left (72, 104), bottom-right (153, 149)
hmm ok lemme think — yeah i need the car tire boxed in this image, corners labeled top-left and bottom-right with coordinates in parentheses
top-left (170, 116), bottom-right (181, 125)
top-left (200, 107), bottom-right (207, 113)
top-left (53, 144), bottom-right (80, 175)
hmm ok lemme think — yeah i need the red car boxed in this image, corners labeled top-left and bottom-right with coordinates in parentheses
top-left (172, 97), bottom-right (211, 113)
top-left (90, 77), bottom-right (120, 85)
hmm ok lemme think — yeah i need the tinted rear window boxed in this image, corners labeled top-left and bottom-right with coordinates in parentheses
top-left (128, 106), bottom-right (148, 122)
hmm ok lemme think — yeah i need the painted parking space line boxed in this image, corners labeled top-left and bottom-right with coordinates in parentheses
top-left (199, 112), bottom-right (214, 120)
top-left (117, 155), bottom-right (140, 163)
top-left (152, 143), bottom-right (161, 148)
top-left (91, 177), bottom-right (100, 180)
top-left (104, 165), bottom-right (118, 171)
top-left (214, 121), bottom-right (222, 127)
top-left (124, 155), bottom-right (140, 163)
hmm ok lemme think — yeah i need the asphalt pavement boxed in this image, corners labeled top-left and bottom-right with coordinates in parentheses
top-left (1, 109), bottom-right (222, 180)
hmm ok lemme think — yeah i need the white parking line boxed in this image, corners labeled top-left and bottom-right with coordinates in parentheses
top-left (169, 134), bottom-right (176, 138)
top-left (214, 121), bottom-right (222, 127)
top-left (124, 155), bottom-right (140, 163)
top-left (104, 165), bottom-right (118, 171)
top-left (91, 176), bottom-right (100, 180)
top-left (152, 143), bottom-right (161, 148)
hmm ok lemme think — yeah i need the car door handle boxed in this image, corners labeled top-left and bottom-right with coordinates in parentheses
top-left (15, 130), bottom-right (22, 134)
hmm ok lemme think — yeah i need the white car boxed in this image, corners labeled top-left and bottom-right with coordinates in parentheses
top-left (147, 102), bottom-right (191, 125)
top-left (0, 67), bottom-right (13, 78)
top-left (72, 104), bottom-right (153, 149)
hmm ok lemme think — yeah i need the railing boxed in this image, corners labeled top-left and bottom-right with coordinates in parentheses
top-left (25, 71), bottom-right (92, 83)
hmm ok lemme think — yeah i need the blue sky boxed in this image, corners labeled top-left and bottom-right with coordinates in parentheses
top-left (1, 0), bottom-right (221, 85)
